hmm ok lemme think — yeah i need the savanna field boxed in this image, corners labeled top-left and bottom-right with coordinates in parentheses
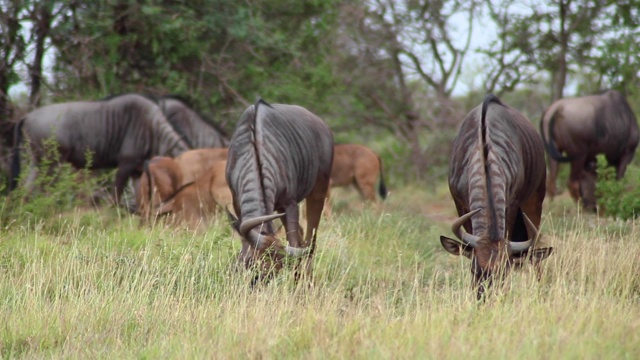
top-left (1, 183), bottom-right (638, 359)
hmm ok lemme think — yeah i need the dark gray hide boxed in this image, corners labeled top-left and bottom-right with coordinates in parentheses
top-left (226, 99), bottom-right (334, 275)
top-left (540, 89), bottom-right (639, 210)
top-left (11, 93), bottom-right (190, 202)
top-left (441, 94), bottom-right (551, 299)
top-left (159, 96), bottom-right (229, 148)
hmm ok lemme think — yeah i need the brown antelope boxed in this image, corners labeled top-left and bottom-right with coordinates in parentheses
top-left (135, 148), bottom-right (229, 226)
top-left (156, 160), bottom-right (233, 229)
top-left (136, 156), bottom-right (183, 223)
top-left (174, 148), bottom-right (228, 184)
top-left (329, 144), bottom-right (388, 203)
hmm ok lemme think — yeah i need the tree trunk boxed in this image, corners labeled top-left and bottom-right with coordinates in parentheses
top-left (29, 4), bottom-right (53, 108)
top-left (552, 0), bottom-right (568, 101)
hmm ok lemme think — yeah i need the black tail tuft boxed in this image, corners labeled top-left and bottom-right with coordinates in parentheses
top-left (540, 109), bottom-right (572, 162)
top-left (377, 156), bottom-right (388, 200)
top-left (8, 118), bottom-right (25, 192)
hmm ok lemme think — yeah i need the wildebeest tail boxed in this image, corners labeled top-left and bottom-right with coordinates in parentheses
top-left (377, 155), bottom-right (388, 200)
top-left (540, 110), bottom-right (572, 162)
top-left (8, 118), bottom-right (25, 191)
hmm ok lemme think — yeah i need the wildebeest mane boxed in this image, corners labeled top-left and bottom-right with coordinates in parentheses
top-left (480, 94), bottom-right (503, 241)
top-left (99, 92), bottom-right (159, 103)
top-left (161, 94), bottom-right (230, 139)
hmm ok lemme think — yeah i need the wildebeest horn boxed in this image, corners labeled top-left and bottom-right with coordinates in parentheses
top-left (452, 209), bottom-right (481, 247)
top-left (239, 213), bottom-right (286, 237)
top-left (508, 213), bottom-right (539, 253)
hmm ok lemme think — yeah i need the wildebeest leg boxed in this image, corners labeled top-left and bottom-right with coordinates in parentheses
top-left (547, 159), bottom-right (560, 197)
top-left (612, 150), bottom-right (635, 180)
top-left (113, 162), bottom-right (139, 206)
top-left (297, 175), bottom-right (330, 283)
top-left (567, 156), bottom-right (586, 203)
top-left (283, 203), bottom-right (303, 248)
top-left (323, 187), bottom-right (332, 219)
top-left (23, 164), bottom-right (38, 194)
top-left (355, 172), bottom-right (377, 203)
top-left (520, 180), bottom-right (546, 279)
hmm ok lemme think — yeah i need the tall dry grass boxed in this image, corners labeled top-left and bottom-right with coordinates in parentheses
top-left (0, 187), bottom-right (639, 358)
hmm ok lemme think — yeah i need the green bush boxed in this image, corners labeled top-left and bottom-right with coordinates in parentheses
top-left (1, 137), bottom-right (111, 229)
top-left (595, 155), bottom-right (640, 220)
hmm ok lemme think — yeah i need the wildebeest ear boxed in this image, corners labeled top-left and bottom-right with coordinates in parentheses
top-left (440, 236), bottom-right (472, 258)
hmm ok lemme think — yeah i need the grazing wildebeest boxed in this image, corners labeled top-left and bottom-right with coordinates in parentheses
top-left (330, 144), bottom-right (388, 202)
top-left (440, 94), bottom-right (553, 300)
top-left (540, 89), bottom-right (639, 211)
top-left (10, 94), bottom-right (190, 202)
top-left (156, 160), bottom-right (233, 230)
top-left (159, 96), bottom-right (229, 148)
top-left (226, 99), bottom-right (333, 282)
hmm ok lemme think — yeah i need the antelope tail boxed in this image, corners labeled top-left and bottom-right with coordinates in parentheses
top-left (377, 155), bottom-right (388, 200)
top-left (8, 118), bottom-right (25, 192)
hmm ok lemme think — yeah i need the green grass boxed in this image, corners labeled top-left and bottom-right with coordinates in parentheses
top-left (0, 186), bottom-right (639, 358)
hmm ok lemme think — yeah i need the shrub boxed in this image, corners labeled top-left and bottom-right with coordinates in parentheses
top-left (1, 137), bottom-right (111, 228)
top-left (595, 155), bottom-right (640, 220)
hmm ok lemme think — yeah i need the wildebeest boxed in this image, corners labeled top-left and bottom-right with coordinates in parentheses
top-left (10, 94), bottom-right (190, 202)
top-left (330, 144), bottom-right (388, 202)
top-left (159, 96), bottom-right (229, 148)
top-left (156, 160), bottom-right (233, 229)
top-left (226, 99), bottom-right (333, 281)
top-left (540, 89), bottom-right (639, 210)
top-left (440, 94), bottom-right (553, 299)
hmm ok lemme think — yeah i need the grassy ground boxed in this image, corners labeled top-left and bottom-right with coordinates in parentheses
top-left (0, 185), bottom-right (639, 358)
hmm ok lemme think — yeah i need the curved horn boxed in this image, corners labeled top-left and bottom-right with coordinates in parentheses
top-left (239, 213), bottom-right (285, 237)
top-left (522, 213), bottom-right (539, 244)
top-left (452, 208), bottom-right (482, 247)
top-left (508, 213), bottom-right (539, 253)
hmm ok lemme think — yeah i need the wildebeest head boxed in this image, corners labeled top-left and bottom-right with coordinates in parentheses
top-left (440, 209), bottom-right (552, 298)
top-left (228, 212), bottom-right (309, 279)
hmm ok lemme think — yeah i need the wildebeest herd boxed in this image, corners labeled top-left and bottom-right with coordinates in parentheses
top-left (6, 90), bottom-right (639, 297)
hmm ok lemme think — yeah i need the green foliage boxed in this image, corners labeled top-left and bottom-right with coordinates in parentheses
top-left (2, 137), bottom-right (111, 230)
top-left (595, 155), bottom-right (640, 220)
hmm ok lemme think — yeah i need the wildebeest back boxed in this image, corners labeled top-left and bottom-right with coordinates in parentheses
top-left (226, 102), bottom-right (334, 224)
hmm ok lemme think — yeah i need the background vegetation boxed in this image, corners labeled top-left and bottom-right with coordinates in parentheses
top-left (2, 0), bottom-right (640, 183)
